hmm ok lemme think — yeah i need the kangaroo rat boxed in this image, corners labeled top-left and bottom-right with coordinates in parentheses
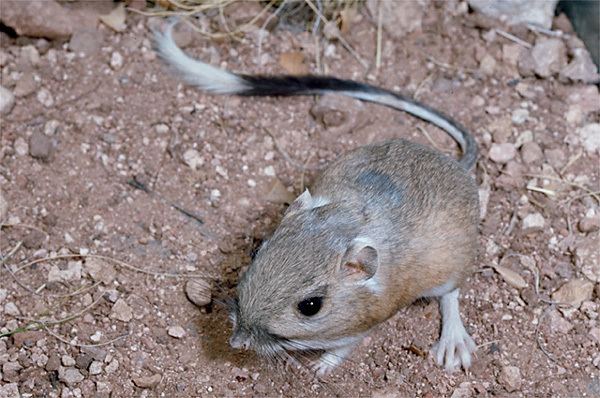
top-left (154, 22), bottom-right (479, 375)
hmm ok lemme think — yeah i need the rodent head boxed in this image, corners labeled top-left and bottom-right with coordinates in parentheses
top-left (230, 190), bottom-right (382, 358)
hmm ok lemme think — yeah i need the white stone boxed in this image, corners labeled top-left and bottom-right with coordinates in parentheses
top-left (522, 212), bottom-right (545, 230)
top-left (578, 123), bottom-right (600, 154)
top-left (0, 85), bottom-right (15, 115)
top-left (110, 51), bottom-right (123, 70)
top-left (182, 149), bottom-right (204, 171)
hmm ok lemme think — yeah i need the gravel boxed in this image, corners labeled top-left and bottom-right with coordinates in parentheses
top-left (0, 85), bottom-right (15, 115)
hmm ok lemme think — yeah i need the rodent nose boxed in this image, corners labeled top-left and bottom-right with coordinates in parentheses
top-left (229, 335), bottom-right (250, 350)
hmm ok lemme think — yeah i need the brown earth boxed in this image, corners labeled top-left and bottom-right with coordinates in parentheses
top-left (1, 1), bottom-right (599, 397)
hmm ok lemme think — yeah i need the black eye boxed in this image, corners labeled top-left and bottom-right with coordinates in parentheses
top-left (297, 297), bottom-right (323, 317)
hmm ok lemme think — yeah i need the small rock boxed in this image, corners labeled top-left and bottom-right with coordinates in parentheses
top-left (14, 72), bottom-right (37, 97)
top-left (578, 123), bottom-right (600, 154)
top-left (110, 299), bottom-right (133, 322)
top-left (4, 302), bottom-right (20, 316)
top-left (517, 50), bottom-right (536, 77)
top-left (69, 28), bottom-right (103, 56)
top-left (46, 354), bottom-right (61, 371)
top-left (154, 123), bottom-right (169, 134)
top-left (20, 45), bottom-right (40, 66)
top-left (75, 353), bottom-right (93, 371)
top-left (498, 365), bottom-right (522, 392)
top-left (559, 48), bottom-right (600, 84)
top-left (263, 165), bottom-right (276, 177)
top-left (36, 88), bottom-right (54, 107)
top-left (61, 355), bottom-right (76, 367)
top-left (105, 359), bottom-right (119, 374)
top-left (167, 325), bottom-right (186, 339)
top-left (366, 0), bottom-right (426, 38)
top-left (522, 212), bottom-right (545, 232)
top-left (468, 0), bottom-right (558, 29)
top-left (11, 330), bottom-right (44, 348)
top-left (58, 367), bottom-right (85, 386)
top-left (552, 279), bottom-right (594, 308)
top-left (44, 120), bottom-right (60, 136)
top-left (109, 51), bottom-right (123, 70)
top-left (14, 137), bottom-right (29, 156)
top-left (132, 373), bottom-right (162, 389)
top-left (84, 257), bottom-right (116, 285)
top-left (48, 261), bottom-right (82, 283)
top-left (96, 381), bottom-right (111, 395)
top-left (0, 86), bottom-right (15, 115)
top-left (0, 0), bottom-right (85, 39)
top-left (544, 148), bottom-right (565, 169)
top-left (0, 191), bottom-right (7, 221)
top-left (567, 86), bottom-right (600, 115)
top-left (479, 54), bottom-right (496, 75)
top-left (450, 382), bottom-right (472, 398)
top-left (215, 165), bottom-right (228, 178)
top-left (575, 238), bottom-right (600, 282)
top-left (29, 132), bottom-right (53, 161)
top-left (103, 289), bottom-right (119, 303)
top-left (209, 189), bottom-right (221, 204)
top-left (89, 361), bottom-right (103, 375)
top-left (520, 142), bottom-right (543, 164)
top-left (531, 38), bottom-right (567, 78)
top-left (578, 214), bottom-right (600, 233)
top-left (89, 331), bottom-right (102, 343)
top-left (547, 308), bottom-right (573, 333)
top-left (22, 229), bottom-right (45, 249)
top-left (511, 109), bottom-right (529, 125)
top-left (185, 278), bottom-right (212, 307)
top-left (515, 82), bottom-right (537, 99)
top-left (182, 149), bottom-right (204, 171)
top-left (0, 288), bottom-right (6, 303)
top-left (0, 382), bottom-right (19, 398)
top-left (264, 178), bottom-right (295, 204)
top-left (489, 143), bottom-right (516, 163)
top-left (502, 43), bottom-right (524, 67)
top-left (310, 94), bottom-right (365, 130)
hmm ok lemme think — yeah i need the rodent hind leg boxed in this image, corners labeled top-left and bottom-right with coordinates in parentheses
top-left (431, 288), bottom-right (476, 372)
top-left (312, 344), bottom-right (356, 376)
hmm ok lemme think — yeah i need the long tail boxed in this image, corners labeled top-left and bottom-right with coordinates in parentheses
top-left (153, 23), bottom-right (478, 169)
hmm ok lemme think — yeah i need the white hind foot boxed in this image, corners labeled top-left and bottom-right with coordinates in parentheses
top-left (432, 289), bottom-right (476, 372)
top-left (312, 344), bottom-right (355, 376)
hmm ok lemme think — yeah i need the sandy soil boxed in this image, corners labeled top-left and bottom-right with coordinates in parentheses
top-left (1, 1), bottom-right (599, 397)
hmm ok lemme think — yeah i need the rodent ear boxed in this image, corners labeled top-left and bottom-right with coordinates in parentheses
top-left (284, 189), bottom-right (312, 216)
top-left (341, 237), bottom-right (379, 281)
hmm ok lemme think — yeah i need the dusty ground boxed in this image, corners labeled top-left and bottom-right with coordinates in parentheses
top-left (1, 1), bottom-right (599, 397)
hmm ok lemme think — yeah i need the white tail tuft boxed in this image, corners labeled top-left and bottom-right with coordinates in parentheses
top-left (153, 22), bottom-right (249, 94)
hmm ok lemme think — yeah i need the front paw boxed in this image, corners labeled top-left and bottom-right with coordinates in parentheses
top-left (432, 328), bottom-right (476, 372)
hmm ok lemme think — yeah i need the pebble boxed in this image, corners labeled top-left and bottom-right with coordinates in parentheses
top-left (89, 331), bottom-right (102, 343)
top-left (578, 123), bottom-right (600, 154)
top-left (185, 278), bottom-right (212, 307)
top-left (110, 299), bottom-right (133, 322)
top-left (14, 72), bottom-right (37, 97)
top-left (520, 142), bottom-right (543, 164)
top-left (154, 123), bottom-right (169, 134)
top-left (132, 373), bottom-right (162, 389)
top-left (22, 229), bottom-right (45, 249)
top-left (366, 0), bottom-right (425, 38)
top-left (522, 212), bottom-right (545, 231)
top-left (479, 54), bottom-right (496, 75)
top-left (0, 288), bottom-right (6, 303)
top-left (14, 137), bottom-right (29, 156)
top-left (69, 28), bottom-right (103, 56)
top-left (46, 354), bottom-right (61, 371)
top-left (182, 149), bottom-right (204, 171)
top-left (552, 279), bottom-right (594, 308)
top-left (548, 309), bottom-right (573, 333)
top-left (104, 359), bottom-right (119, 374)
top-left (559, 48), bottom-right (600, 84)
top-left (489, 143), bottom-right (516, 163)
top-left (209, 189), bottom-right (221, 204)
top-left (497, 365), bottom-right (522, 392)
top-left (75, 353), bottom-right (93, 371)
top-left (103, 289), bottom-right (119, 303)
top-left (44, 120), bottom-right (60, 136)
top-left (167, 325), bottom-right (186, 339)
top-left (4, 302), bottom-right (20, 316)
top-left (511, 109), bottom-right (529, 125)
top-left (544, 148), bottom-right (565, 169)
top-left (515, 82), bottom-right (537, 99)
top-left (530, 38), bottom-right (567, 78)
top-left (575, 239), bottom-right (600, 282)
top-left (110, 51), bottom-right (123, 70)
top-left (215, 165), bottom-right (228, 178)
top-left (29, 132), bottom-right (53, 161)
top-left (0, 86), bottom-right (15, 115)
top-left (58, 367), bottom-right (85, 386)
top-left (47, 261), bottom-right (82, 283)
top-left (62, 355), bottom-right (76, 367)
top-left (36, 88), bottom-right (54, 107)
top-left (0, 383), bottom-right (19, 398)
top-left (263, 165), bottom-right (276, 177)
top-left (84, 257), bottom-right (116, 285)
top-left (502, 43), bottom-right (523, 67)
top-left (89, 361), bottom-right (103, 375)
top-left (96, 381), bottom-right (111, 395)
top-left (578, 214), bottom-right (600, 233)
top-left (0, 191), bottom-right (7, 221)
